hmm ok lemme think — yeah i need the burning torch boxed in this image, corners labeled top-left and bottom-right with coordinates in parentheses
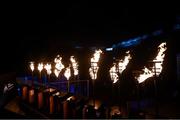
top-left (64, 65), bottom-right (71, 93)
top-left (30, 62), bottom-right (35, 87)
top-left (89, 49), bottom-right (102, 107)
top-left (38, 63), bottom-right (43, 84)
top-left (44, 63), bottom-right (52, 85)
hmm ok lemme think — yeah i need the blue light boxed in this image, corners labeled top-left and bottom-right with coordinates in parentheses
top-left (112, 44), bottom-right (116, 48)
top-left (111, 29), bottom-right (165, 48)
top-left (174, 24), bottom-right (180, 30)
top-left (119, 37), bottom-right (141, 48)
top-left (152, 30), bottom-right (163, 36)
top-left (141, 35), bottom-right (148, 39)
top-left (17, 87), bottom-right (21, 96)
top-left (106, 48), bottom-right (113, 51)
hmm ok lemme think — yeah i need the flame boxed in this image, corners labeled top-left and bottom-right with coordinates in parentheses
top-left (70, 56), bottom-right (79, 76)
top-left (136, 42), bottom-right (167, 83)
top-left (110, 106), bottom-right (121, 116)
top-left (44, 63), bottom-right (52, 75)
top-left (89, 49), bottom-right (102, 80)
top-left (54, 55), bottom-right (65, 77)
top-left (152, 42), bottom-right (167, 76)
top-left (67, 96), bottom-right (75, 101)
top-left (109, 64), bottom-right (119, 83)
top-left (30, 62), bottom-right (34, 72)
top-left (64, 66), bottom-right (71, 80)
top-left (38, 63), bottom-right (43, 72)
top-left (55, 92), bottom-right (60, 96)
top-left (136, 67), bottom-right (154, 83)
top-left (118, 51), bottom-right (132, 74)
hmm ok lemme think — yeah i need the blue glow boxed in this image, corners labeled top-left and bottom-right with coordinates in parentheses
top-left (119, 37), bottom-right (141, 47)
top-left (141, 35), bottom-right (148, 39)
top-left (111, 29), bottom-right (164, 48)
top-left (106, 48), bottom-right (113, 51)
top-left (112, 44), bottom-right (116, 48)
top-left (152, 30), bottom-right (163, 36)
top-left (174, 24), bottom-right (180, 30)
top-left (17, 87), bottom-right (21, 96)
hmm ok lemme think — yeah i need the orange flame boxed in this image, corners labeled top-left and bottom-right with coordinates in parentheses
top-left (89, 49), bottom-right (102, 80)
top-left (64, 66), bottom-right (71, 80)
top-left (70, 56), bottom-right (78, 76)
top-left (30, 62), bottom-right (34, 72)
top-left (54, 55), bottom-right (65, 77)
top-left (118, 51), bottom-right (132, 74)
top-left (152, 42), bottom-right (167, 76)
top-left (44, 63), bottom-right (52, 75)
top-left (38, 63), bottom-right (43, 72)
top-left (109, 64), bottom-right (119, 83)
top-left (136, 67), bottom-right (154, 83)
top-left (136, 42), bottom-right (167, 83)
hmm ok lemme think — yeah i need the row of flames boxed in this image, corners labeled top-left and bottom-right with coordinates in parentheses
top-left (30, 49), bottom-right (103, 81)
top-left (109, 42), bottom-right (167, 84)
top-left (30, 55), bottom-right (79, 80)
top-left (29, 42), bottom-right (167, 84)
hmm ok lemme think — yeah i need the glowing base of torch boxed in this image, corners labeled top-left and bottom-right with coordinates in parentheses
top-left (49, 96), bottom-right (54, 114)
top-left (29, 89), bottom-right (35, 104)
top-left (52, 92), bottom-right (63, 116)
top-left (43, 88), bottom-right (56, 114)
top-left (63, 101), bottom-right (68, 119)
top-left (38, 92), bottom-right (43, 109)
top-left (88, 99), bottom-right (101, 110)
top-left (22, 86), bottom-right (28, 100)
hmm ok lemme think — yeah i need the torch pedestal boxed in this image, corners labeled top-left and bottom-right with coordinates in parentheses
top-left (42, 88), bottom-right (57, 114)
top-left (22, 86), bottom-right (28, 101)
top-left (29, 89), bottom-right (35, 104)
top-left (38, 92), bottom-right (43, 109)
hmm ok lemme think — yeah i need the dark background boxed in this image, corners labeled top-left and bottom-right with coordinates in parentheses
top-left (0, 3), bottom-right (180, 116)
top-left (0, 2), bottom-right (179, 74)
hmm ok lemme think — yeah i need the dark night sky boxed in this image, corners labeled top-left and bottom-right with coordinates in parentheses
top-left (16, 3), bottom-right (179, 44)
top-left (0, 2), bottom-right (179, 73)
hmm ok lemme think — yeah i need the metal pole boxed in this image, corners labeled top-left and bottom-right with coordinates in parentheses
top-left (93, 79), bottom-right (95, 107)
top-left (153, 62), bottom-right (159, 118)
top-left (93, 65), bottom-right (95, 107)
top-left (76, 75), bottom-right (79, 95)
top-left (48, 74), bottom-right (50, 84)
top-left (74, 76), bottom-right (77, 94)
top-left (137, 82), bottom-right (140, 112)
top-left (112, 83), bottom-right (114, 100)
top-left (118, 82), bottom-right (121, 112)
top-left (31, 71), bottom-right (34, 88)
top-left (87, 79), bottom-right (89, 97)
top-left (119, 81), bottom-right (122, 114)
top-left (91, 63), bottom-right (96, 107)
top-left (68, 80), bottom-right (70, 93)
top-left (39, 72), bottom-right (41, 84)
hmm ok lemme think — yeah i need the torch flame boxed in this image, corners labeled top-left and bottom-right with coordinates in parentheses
top-left (152, 42), bottom-right (167, 76)
top-left (89, 49), bottom-right (102, 80)
top-left (136, 67), bottom-right (154, 83)
top-left (136, 42), bottom-right (167, 83)
top-left (44, 63), bottom-right (52, 75)
top-left (70, 56), bottom-right (79, 76)
top-left (54, 55), bottom-right (65, 77)
top-left (30, 62), bottom-right (34, 72)
top-left (109, 64), bottom-right (119, 83)
top-left (64, 66), bottom-right (71, 80)
top-left (38, 63), bottom-right (43, 72)
top-left (118, 51), bottom-right (132, 74)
